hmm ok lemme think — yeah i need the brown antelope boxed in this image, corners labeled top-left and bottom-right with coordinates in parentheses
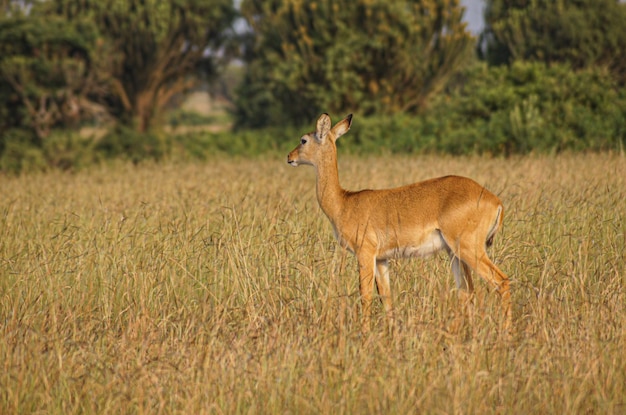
top-left (287, 113), bottom-right (512, 332)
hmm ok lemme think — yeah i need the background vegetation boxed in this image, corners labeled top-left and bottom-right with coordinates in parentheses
top-left (235, 0), bottom-right (473, 127)
top-left (1, 0), bottom-right (626, 173)
top-left (481, 0), bottom-right (626, 84)
top-left (1, 154), bottom-right (625, 413)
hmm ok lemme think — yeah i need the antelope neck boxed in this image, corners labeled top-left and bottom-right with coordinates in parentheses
top-left (314, 151), bottom-right (345, 221)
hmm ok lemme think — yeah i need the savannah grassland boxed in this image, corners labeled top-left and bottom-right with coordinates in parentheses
top-left (1, 153), bottom-right (625, 414)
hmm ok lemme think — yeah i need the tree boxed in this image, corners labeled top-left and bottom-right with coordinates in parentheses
top-left (0, 3), bottom-right (102, 141)
top-left (235, 0), bottom-right (474, 128)
top-left (53, 0), bottom-right (238, 133)
top-left (1, 0), bottom-right (238, 138)
top-left (481, 0), bottom-right (626, 84)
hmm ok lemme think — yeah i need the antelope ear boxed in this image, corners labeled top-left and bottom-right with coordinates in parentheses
top-left (331, 114), bottom-right (353, 141)
top-left (315, 113), bottom-right (332, 142)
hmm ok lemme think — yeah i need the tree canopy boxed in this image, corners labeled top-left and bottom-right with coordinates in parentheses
top-left (481, 0), bottom-right (626, 84)
top-left (235, 0), bottom-right (474, 128)
top-left (0, 0), bottom-right (238, 137)
top-left (2, 0), bottom-right (626, 172)
top-left (83, 0), bottom-right (237, 132)
top-left (0, 3), bottom-right (101, 141)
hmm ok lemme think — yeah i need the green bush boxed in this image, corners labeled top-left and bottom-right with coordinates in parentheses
top-left (172, 125), bottom-right (301, 160)
top-left (95, 125), bottom-right (169, 163)
top-left (42, 130), bottom-right (98, 170)
top-left (0, 128), bottom-right (99, 174)
top-left (0, 129), bottom-right (47, 174)
top-left (423, 61), bottom-right (626, 155)
top-left (168, 110), bottom-right (219, 128)
top-left (281, 62), bottom-right (626, 156)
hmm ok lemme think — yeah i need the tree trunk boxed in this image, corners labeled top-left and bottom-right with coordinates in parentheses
top-left (135, 91), bottom-right (156, 133)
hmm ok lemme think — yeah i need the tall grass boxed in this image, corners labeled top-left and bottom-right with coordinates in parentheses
top-left (1, 153), bottom-right (625, 414)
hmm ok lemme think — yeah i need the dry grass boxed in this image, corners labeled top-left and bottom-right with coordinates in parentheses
top-left (1, 153), bottom-right (625, 414)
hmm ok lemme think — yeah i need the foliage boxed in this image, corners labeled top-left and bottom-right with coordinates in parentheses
top-left (235, 0), bottom-right (474, 128)
top-left (425, 61), bottom-right (626, 155)
top-left (4, 0), bottom-right (626, 173)
top-left (146, 60), bottom-right (626, 159)
top-left (0, 128), bottom-right (98, 173)
top-left (46, 0), bottom-right (238, 133)
top-left (0, 0), bottom-right (238, 143)
top-left (0, 0), bottom-right (238, 173)
top-left (3, 60), bottom-right (625, 173)
top-left (170, 124), bottom-right (300, 160)
top-left (168, 110), bottom-right (217, 128)
top-left (0, 5), bottom-right (103, 141)
top-left (296, 62), bottom-right (626, 156)
top-left (0, 128), bottom-right (46, 173)
top-left (95, 125), bottom-right (169, 164)
top-left (481, 0), bottom-right (626, 84)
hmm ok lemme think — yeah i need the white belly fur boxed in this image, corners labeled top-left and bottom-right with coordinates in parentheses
top-left (379, 229), bottom-right (446, 260)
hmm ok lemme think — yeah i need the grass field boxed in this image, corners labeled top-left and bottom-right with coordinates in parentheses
top-left (1, 153), bottom-right (625, 414)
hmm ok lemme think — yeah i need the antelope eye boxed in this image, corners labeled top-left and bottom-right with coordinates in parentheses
top-left (300, 138), bottom-right (307, 145)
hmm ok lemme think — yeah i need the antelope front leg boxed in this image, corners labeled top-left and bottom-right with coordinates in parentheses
top-left (357, 253), bottom-right (376, 333)
top-left (375, 259), bottom-right (394, 325)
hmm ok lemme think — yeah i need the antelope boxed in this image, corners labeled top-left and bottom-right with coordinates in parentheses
top-left (287, 113), bottom-right (512, 332)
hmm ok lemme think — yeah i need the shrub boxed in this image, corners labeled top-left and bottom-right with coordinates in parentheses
top-left (95, 125), bottom-right (169, 163)
top-left (42, 130), bottom-right (98, 170)
top-left (286, 62), bottom-right (626, 156)
top-left (425, 61), bottom-right (626, 155)
top-left (0, 129), bottom-right (47, 174)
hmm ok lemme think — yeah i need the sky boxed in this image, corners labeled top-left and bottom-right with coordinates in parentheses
top-left (461, 0), bottom-right (486, 34)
